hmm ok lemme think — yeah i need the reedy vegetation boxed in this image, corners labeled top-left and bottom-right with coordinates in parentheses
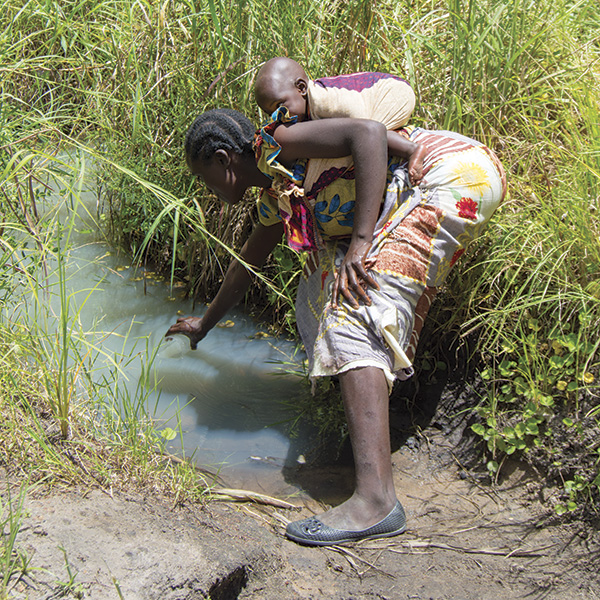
top-left (0, 0), bottom-right (599, 556)
top-left (0, 144), bottom-right (212, 595)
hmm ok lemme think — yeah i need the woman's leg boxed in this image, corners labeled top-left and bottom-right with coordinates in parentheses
top-left (315, 365), bottom-right (398, 531)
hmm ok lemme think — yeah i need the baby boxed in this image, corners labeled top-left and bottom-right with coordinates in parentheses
top-left (254, 57), bottom-right (426, 185)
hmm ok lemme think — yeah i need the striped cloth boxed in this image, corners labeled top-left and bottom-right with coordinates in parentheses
top-left (294, 127), bottom-right (507, 388)
top-left (254, 117), bottom-right (507, 387)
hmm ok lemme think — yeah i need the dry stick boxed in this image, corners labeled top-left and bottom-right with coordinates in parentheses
top-left (325, 545), bottom-right (395, 579)
top-left (212, 488), bottom-right (298, 510)
top-left (271, 511), bottom-right (295, 527)
top-left (0, 128), bottom-right (57, 151)
top-left (160, 451), bottom-right (224, 484)
top-left (455, 492), bottom-right (486, 517)
top-left (1, 187), bottom-right (29, 229)
top-left (27, 159), bottom-right (40, 221)
top-left (4, 154), bottom-right (52, 284)
top-left (205, 58), bottom-right (245, 97)
top-left (450, 451), bottom-right (503, 505)
top-left (377, 539), bottom-right (556, 557)
top-left (240, 504), bottom-right (269, 523)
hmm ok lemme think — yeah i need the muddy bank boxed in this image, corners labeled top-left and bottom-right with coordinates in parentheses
top-left (6, 423), bottom-right (600, 600)
top-left (4, 327), bottom-right (599, 599)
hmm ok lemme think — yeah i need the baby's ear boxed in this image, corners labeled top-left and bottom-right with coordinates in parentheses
top-left (295, 78), bottom-right (308, 96)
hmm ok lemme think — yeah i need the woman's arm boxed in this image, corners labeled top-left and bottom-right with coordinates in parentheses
top-left (274, 118), bottom-right (388, 308)
top-left (165, 221), bottom-right (284, 348)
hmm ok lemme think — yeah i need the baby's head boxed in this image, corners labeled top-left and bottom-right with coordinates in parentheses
top-left (255, 57), bottom-right (309, 120)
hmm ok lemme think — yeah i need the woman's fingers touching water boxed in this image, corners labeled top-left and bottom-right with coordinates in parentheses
top-left (165, 316), bottom-right (205, 350)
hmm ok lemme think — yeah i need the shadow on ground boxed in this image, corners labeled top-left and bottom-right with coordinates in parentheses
top-left (280, 330), bottom-right (483, 506)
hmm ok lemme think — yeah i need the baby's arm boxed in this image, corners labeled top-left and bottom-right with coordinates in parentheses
top-left (387, 131), bottom-right (425, 186)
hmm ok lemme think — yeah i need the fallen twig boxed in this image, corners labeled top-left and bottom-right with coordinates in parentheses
top-left (159, 452), bottom-right (223, 484)
top-left (325, 545), bottom-right (395, 579)
top-left (365, 538), bottom-right (556, 558)
top-left (212, 487), bottom-right (298, 510)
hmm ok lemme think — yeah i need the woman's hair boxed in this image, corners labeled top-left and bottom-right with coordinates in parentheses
top-left (185, 108), bottom-right (256, 163)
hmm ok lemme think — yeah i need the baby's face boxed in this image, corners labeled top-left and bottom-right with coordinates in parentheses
top-left (259, 83), bottom-right (307, 120)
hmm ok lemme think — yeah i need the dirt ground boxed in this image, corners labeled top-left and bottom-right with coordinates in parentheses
top-left (3, 359), bottom-right (599, 600)
top-left (5, 419), bottom-right (600, 600)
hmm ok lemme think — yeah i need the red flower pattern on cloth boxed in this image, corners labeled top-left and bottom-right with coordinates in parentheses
top-left (449, 248), bottom-right (465, 268)
top-left (275, 178), bottom-right (319, 253)
top-left (456, 197), bottom-right (479, 220)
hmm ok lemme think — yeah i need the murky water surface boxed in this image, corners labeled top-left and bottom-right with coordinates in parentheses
top-left (35, 164), bottom-right (318, 499)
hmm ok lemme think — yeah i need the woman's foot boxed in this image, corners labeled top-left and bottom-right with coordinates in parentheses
top-left (316, 494), bottom-right (396, 531)
top-left (287, 366), bottom-right (403, 546)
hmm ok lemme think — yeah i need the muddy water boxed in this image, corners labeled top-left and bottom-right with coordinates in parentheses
top-left (39, 164), bottom-right (316, 499)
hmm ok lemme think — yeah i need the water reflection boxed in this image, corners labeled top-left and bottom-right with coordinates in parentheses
top-left (36, 170), bottom-right (313, 498)
top-left (75, 248), bottom-right (308, 492)
top-left (48, 162), bottom-right (447, 506)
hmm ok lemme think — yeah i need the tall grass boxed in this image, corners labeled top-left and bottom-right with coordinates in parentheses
top-left (1, 0), bottom-right (599, 512)
top-left (0, 121), bottom-right (214, 510)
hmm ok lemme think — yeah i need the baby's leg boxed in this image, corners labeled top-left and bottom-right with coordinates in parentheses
top-left (408, 143), bottom-right (426, 185)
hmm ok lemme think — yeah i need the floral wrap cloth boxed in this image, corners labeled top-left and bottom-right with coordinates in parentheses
top-left (254, 110), bottom-right (507, 388)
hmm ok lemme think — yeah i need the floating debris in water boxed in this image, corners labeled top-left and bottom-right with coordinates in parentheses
top-left (248, 455), bottom-right (282, 467)
top-left (217, 320), bottom-right (235, 328)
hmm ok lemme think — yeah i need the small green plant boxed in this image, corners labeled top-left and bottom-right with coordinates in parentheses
top-left (263, 243), bottom-right (303, 335)
top-left (0, 481), bottom-right (31, 598)
top-left (471, 309), bottom-right (599, 506)
top-left (2, 0), bottom-right (600, 519)
top-left (55, 546), bottom-right (84, 599)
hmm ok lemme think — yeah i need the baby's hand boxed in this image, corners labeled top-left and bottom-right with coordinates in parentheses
top-left (409, 163), bottom-right (423, 186)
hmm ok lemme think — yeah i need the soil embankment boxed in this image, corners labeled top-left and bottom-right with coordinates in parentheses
top-left (8, 422), bottom-right (600, 600)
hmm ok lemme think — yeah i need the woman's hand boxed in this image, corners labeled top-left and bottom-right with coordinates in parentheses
top-left (331, 239), bottom-right (379, 309)
top-left (165, 316), bottom-right (206, 350)
top-left (273, 119), bottom-right (387, 309)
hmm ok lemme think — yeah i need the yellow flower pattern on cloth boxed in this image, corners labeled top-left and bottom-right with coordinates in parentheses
top-left (254, 109), bottom-right (318, 251)
top-left (451, 159), bottom-right (490, 197)
top-left (255, 107), bottom-right (378, 248)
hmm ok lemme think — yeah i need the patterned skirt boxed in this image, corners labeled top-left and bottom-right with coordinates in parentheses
top-left (294, 128), bottom-right (507, 389)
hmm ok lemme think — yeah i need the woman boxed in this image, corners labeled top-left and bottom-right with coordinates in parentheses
top-left (166, 107), bottom-right (506, 546)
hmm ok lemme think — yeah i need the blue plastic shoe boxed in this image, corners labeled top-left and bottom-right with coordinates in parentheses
top-left (286, 500), bottom-right (406, 546)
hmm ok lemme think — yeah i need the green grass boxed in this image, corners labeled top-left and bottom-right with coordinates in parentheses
top-left (0, 481), bottom-right (31, 599)
top-left (0, 131), bottom-right (216, 530)
top-left (1, 0), bottom-right (599, 518)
